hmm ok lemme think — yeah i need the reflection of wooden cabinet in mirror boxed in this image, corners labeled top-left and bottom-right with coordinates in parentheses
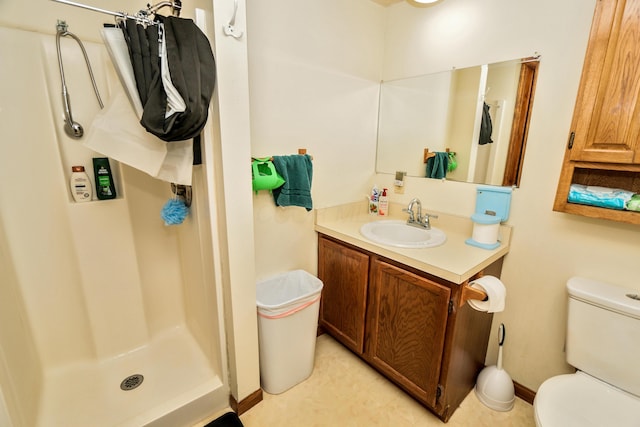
top-left (554, 0), bottom-right (640, 224)
top-left (502, 60), bottom-right (539, 187)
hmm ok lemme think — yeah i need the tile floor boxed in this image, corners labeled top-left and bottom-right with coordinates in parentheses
top-left (240, 334), bottom-right (536, 426)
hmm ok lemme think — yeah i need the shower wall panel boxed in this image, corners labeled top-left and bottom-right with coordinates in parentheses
top-left (177, 167), bottom-right (223, 370)
top-left (41, 28), bottom-right (150, 360)
top-left (123, 165), bottom-right (186, 335)
top-left (0, 220), bottom-right (42, 427)
top-left (0, 26), bottom-right (96, 369)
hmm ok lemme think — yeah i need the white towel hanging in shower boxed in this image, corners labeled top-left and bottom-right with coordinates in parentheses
top-left (85, 84), bottom-right (193, 185)
top-left (84, 28), bottom-right (193, 185)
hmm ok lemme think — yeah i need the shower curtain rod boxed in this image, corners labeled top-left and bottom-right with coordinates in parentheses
top-left (50, 0), bottom-right (182, 24)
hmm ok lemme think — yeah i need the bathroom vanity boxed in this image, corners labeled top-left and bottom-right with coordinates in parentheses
top-left (314, 202), bottom-right (511, 422)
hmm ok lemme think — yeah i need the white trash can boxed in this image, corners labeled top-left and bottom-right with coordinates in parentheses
top-left (256, 270), bottom-right (324, 394)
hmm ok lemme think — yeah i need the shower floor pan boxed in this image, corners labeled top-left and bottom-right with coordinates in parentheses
top-left (37, 326), bottom-right (226, 427)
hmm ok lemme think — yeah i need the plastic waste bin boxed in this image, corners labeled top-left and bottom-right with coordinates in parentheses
top-left (256, 270), bottom-right (324, 394)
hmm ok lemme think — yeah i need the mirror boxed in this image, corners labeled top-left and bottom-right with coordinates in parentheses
top-left (376, 57), bottom-right (539, 187)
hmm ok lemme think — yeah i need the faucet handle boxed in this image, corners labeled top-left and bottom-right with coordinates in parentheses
top-left (421, 212), bottom-right (438, 229)
top-left (402, 208), bottom-right (415, 221)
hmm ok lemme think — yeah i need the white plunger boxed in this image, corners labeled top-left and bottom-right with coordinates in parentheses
top-left (474, 323), bottom-right (515, 411)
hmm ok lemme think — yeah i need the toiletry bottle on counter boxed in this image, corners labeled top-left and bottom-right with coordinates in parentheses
top-left (70, 166), bottom-right (92, 202)
top-left (369, 185), bottom-right (379, 214)
top-left (93, 157), bottom-right (116, 200)
top-left (378, 188), bottom-right (388, 216)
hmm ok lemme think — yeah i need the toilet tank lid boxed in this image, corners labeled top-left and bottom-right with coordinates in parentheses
top-left (567, 277), bottom-right (640, 320)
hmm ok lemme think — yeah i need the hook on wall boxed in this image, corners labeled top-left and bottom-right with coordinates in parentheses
top-left (223, 0), bottom-right (243, 39)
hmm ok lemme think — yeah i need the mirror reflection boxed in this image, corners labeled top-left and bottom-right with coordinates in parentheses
top-left (376, 57), bottom-right (539, 187)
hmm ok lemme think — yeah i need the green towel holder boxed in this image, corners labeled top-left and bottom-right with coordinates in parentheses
top-left (251, 157), bottom-right (285, 192)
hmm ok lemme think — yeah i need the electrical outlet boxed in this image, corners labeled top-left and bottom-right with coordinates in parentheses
top-left (394, 171), bottom-right (406, 193)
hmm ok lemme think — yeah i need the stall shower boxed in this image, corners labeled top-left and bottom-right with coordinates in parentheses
top-left (0, 21), bottom-right (227, 427)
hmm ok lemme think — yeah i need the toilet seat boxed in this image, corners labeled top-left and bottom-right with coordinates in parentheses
top-left (534, 371), bottom-right (640, 427)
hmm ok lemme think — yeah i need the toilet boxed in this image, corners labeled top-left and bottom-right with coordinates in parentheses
top-left (533, 277), bottom-right (640, 427)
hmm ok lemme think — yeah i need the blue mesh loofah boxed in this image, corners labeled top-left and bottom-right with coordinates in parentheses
top-left (161, 198), bottom-right (189, 225)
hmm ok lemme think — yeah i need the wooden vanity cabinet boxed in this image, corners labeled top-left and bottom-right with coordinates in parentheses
top-left (317, 235), bottom-right (496, 422)
top-left (365, 259), bottom-right (450, 409)
top-left (554, 0), bottom-right (640, 224)
top-left (317, 236), bottom-right (369, 354)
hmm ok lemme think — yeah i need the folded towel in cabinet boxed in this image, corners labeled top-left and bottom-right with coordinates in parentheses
top-left (568, 184), bottom-right (634, 210)
top-left (272, 155), bottom-right (313, 211)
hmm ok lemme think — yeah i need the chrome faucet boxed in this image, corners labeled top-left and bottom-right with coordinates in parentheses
top-left (405, 198), bottom-right (422, 223)
top-left (404, 198), bottom-right (438, 229)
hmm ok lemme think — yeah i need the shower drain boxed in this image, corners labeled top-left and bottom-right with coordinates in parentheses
top-left (120, 374), bottom-right (144, 391)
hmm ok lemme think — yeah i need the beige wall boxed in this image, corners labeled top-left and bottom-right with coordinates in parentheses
top-left (248, 0), bottom-right (640, 394)
top-left (247, 0), bottom-right (386, 281)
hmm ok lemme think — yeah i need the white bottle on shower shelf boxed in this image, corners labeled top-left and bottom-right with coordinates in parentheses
top-left (69, 165), bottom-right (92, 202)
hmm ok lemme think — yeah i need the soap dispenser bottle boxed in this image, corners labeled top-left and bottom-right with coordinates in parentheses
top-left (378, 188), bottom-right (389, 216)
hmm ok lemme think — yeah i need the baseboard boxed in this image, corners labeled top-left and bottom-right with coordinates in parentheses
top-left (228, 389), bottom-right (263, 416)
top-left (514, 381), bottom-right (536, 405)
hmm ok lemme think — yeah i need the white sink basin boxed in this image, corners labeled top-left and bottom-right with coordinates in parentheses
top-left (359, 220), bottom-right (446, 249)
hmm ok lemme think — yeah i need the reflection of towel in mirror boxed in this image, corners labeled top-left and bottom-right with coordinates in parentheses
top-left (272, 155), bottom-right (313, 211)
top-left (479, 102), bottom-right (493, 145)
top-left (426, 152), bottom-right (449, 179)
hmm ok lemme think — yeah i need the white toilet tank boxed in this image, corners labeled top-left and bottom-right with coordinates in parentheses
top-left (566, 277), bottom-right (640, 397)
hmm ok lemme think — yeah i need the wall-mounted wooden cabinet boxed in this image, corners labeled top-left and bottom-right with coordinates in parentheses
top-left (554, 0), bottom-right (640, 224)
top-left (317, 235), bottom-right (498, 422)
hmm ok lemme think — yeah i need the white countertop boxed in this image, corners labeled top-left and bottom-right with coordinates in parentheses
top-left (314, 201), bottom-right (511, 285)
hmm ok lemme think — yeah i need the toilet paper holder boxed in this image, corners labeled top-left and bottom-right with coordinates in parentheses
top-left (460, 282), bottom-right (488, 307)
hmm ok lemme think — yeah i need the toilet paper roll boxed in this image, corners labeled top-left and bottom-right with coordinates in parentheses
top-left (472, 222), bottom-right (500, 245)
top-left (467, 275), bottom-right (506, 313)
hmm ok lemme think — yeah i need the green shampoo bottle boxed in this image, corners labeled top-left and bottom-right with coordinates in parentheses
top-left (93, 157), bottom-right (116, 200)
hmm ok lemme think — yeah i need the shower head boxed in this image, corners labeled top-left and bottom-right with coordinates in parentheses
top-left (55, 21), bottom-right (103, 139)
top-left (60, 81), bottom-right (83, 137)
top-left (64, 116), bottom-right (84, 138)
top-left (56, 29), bottom-right (84, 139)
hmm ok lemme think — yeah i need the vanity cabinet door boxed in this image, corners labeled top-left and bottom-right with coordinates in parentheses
top-left (365, 259), bottom-right (451, 408)
top-left (318, 236), bottom-right (370, 354)
top-left (568, 0), bottom-right (640, 164)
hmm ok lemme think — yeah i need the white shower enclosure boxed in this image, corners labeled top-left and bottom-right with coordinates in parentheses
top-left (0, 24), bottom-right (228, 427)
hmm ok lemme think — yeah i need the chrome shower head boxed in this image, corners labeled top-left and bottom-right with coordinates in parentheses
top-left (55, 21), bottom-right (103, 139)
top-left (64, 118), bottom-right (84, 138)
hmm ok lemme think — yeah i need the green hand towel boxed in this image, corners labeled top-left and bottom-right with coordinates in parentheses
top-left (426, 152), bottom-right (449, 179)
top-left (272, 154), bottom-right (313, 211)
